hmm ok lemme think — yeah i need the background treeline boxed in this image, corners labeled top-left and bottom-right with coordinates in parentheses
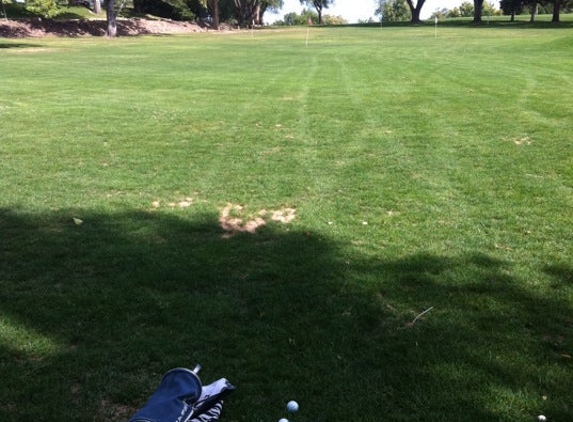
top-left (358, 0), bottom-right (573, 23)
top-left (1, 0), bottom-right (286, 27)
top-left (3, 0), bottom-right (573, 29)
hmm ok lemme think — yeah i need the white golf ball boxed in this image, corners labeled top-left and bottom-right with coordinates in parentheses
top-left (286, 400), bottom-right (299, 413)
top-left (279, 419), bottom-right (289, 422)
top-left (537, 416), bottom-right (547, 422)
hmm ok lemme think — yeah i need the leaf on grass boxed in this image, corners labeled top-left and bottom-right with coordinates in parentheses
top-left (513, 136), bottom-right (532, 145)
top-left (495, 243), bottom-right (512, 251)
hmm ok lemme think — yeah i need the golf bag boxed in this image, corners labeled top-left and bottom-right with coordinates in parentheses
top-left (129, 365), bottom-right (235, 422)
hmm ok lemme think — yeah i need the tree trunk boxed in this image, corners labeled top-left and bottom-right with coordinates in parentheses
top-left (410, 7), bottom-right (421, 23)
top-left (529, 2), bottom-right (537, 23)
top-left (212, 0), bottom-right (219, 29)
top-left (233, 0), bottom-right (242, 27)
top-left (93, 0), bottom-right (101, 15)
top-left (254, 2), bottom-right (260, 25)
top-left (234, 0), bottom-right (255, 28)
top-left (406, 0), bottom-right (425, 24)
top-left (106, 0), bottom-right (118, 37)
top-left (551, 0), bottom-right (560, 22)
top-left (473, 0), bottom-right (484, 23)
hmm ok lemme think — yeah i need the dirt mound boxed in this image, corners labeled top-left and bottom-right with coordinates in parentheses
top-left (0, 18), bottom-right (214, 38)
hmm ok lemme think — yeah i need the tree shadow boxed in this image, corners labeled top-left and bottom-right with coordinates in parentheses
top-left (1, 208), bottom-right (571, 421)
top-left (0, 19), bottom-right (156, 38)
top-left (0, 42), bottom-right (43, 48)
top-left (26, 19), bottom-right (156, 37)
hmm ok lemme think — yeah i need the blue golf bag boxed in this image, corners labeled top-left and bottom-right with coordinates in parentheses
top-left (129, 365), bottom-right (235, 422)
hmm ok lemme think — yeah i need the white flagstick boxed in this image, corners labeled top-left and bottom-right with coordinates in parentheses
top-left (305, 17), bottom-right (312, 46)
top-left (434, 16), bottom-right (438, 38)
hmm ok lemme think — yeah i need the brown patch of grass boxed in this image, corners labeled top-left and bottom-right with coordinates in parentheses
top-left (219, 204), bottom-right (296, 237)
top-left (219, 204), bottom-right (266, 238)
top-left (511, 136), bottom-right (532, 146)
top-left (270, 207), bottom-right (296, 223)
top-left (151, 194), bottom-right (198, 210)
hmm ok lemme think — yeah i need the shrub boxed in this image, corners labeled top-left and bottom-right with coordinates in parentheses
top-left (132, 0), bottom-right (195, 20)
top-left (26, 0), bottom-right (61, 18)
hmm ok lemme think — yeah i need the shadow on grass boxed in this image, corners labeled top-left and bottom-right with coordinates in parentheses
top-left (1, 208), bottom-right (571, 422)
top-left (0, 42), bottom-right (44, 48)
top-left (0, 19), bottom-right (158, 38)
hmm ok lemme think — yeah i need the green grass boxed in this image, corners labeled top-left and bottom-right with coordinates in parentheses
top-left (1, 26), bottom-right (572, 422)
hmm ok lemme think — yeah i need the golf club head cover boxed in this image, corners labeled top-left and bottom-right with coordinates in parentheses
top-left (192, 378), bottom-right (235, 416)
top-left (129, 367), bottom-right (202, 422)
top-left (189, 401), bottom-right (223, 422)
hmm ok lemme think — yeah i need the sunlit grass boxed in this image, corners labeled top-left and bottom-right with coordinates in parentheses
top-left (0, 315), bottom-right (63, 355)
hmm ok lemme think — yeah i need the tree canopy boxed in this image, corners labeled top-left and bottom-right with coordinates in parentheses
top-left (376, 0), bottom-right (410, 21)
top-left (300, 0), bottom-right (333, 24)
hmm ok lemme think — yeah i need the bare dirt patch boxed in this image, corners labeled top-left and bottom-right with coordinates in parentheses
top-left (219, 203), bottom-right (296, 238)
top-left (0, 18), bottom-right (216, 38)
top-left (269, 207), bottom-right (296, 223)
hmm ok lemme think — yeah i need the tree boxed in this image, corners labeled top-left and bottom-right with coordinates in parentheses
top-left (500, 0), bottom-right (527, 21)
top-left (232, 0), bottom-right (258, 27)
top-left (446, 6), bottom-right (462, 17)
top-left (549, 0), bottom-right (571, 22)
top-left (551, 0), bottom-right (559, 21)
top-left (193, 0), bottom-right (220, 29)
top-left (430, 7), bottom-right (450, 19)
top-left (258, 0), bottom-right (284, 25)
top-left (472, 0), bottom-right (485, 23)
top-left (300, 0), bottom-right (332, 24)
top-left (459, 0), bottom-right (474, 16)
top-left (404, 0), bottom-right (426, 23)
top-left (26, 0), bottom-right (60, 18)
top-left (105, 0), bottom-right (130, 36)
top-left (529, 0), bottom-right (538, 22)
top-left (376, 0), bottom-right (410, 21)
top-left (232, 0), bottom-right (282, 27)
top-left (212, 0), bottom-right (220, 28)
top-left (106, 0), bottom-right (118, 36)
top-left (482, 1), bottom-right (501, 16)
top-left (279, 8), bottom-right (315, 24)
top-left (431, 0), bottom-right (499, 19)
top-left (322, 14), bottom-right (347, 24)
